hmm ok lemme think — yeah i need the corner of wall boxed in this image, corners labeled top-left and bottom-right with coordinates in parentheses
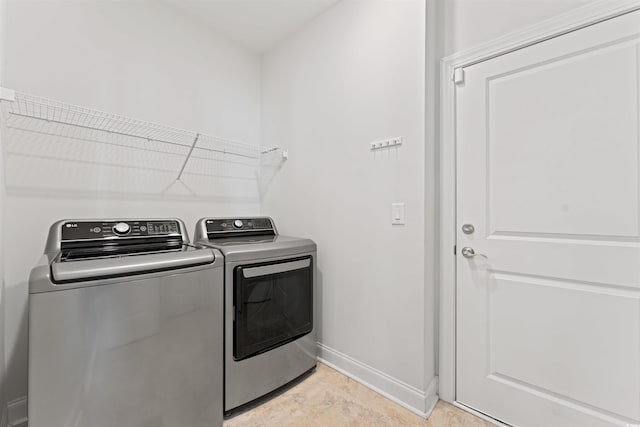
top-left (0, 0), bottom-right (7, 421)
top-left (0, 0), bottom-right (6, 86)
top-left (425, 0), bottom-right (441, 403)
top-left (0, 406), bottom-right (7, 427)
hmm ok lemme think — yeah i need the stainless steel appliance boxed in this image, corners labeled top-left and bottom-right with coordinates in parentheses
top-left (194, 217), bottom-right (317, 415)
top-left (28, 218), bottom-right (224, 427)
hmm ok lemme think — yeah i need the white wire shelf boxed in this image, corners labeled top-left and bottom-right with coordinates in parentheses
top-left (0, 88), bottom-right (285, 183)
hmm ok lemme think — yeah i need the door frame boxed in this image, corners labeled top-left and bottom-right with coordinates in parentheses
top-left (437, 0), bottom-right (640, 405)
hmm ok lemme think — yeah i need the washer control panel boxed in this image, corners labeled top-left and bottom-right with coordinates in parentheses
top-left (61, 220), bottom-right (181, 241)
top-left (205, 218), bottom-right (274, 234)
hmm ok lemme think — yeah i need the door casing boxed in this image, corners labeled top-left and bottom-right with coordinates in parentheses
top-left (437, 0), bottom-right (640, 409)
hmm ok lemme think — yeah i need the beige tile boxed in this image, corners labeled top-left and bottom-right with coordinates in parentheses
top-left (224, 363), bottom-right (494, 426)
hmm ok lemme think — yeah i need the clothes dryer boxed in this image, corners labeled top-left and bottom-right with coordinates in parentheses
top-left (194, 217), bottom-right (317, 415)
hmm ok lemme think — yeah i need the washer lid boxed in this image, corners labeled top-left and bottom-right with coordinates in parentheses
top-left (50, 247), bottom-right (215, 284)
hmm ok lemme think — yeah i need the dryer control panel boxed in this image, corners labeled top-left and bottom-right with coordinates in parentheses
top-left (204, 218), bottom-right (275, 237)
top-left (61, 220), bottom-right (182, 241)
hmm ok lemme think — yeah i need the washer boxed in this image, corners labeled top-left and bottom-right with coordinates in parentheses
top-left (194, 217), bottom-right (317, 415)
top-left (28, 218), bottom-right (224, 427)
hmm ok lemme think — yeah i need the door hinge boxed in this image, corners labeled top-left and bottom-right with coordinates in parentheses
top-left (453, 68), bottom-right (464, 84)
top-left (453, 245), bottom-right (457, 255)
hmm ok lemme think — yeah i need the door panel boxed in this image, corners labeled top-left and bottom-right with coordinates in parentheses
top-left (488, 43), bottom-right (639, 237)
top-left (456, 8), bottom-right (640, 427)
top-left (490, 273), bottom-right (640, 419)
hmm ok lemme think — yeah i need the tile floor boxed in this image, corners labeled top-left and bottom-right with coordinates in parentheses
top-left (225, 363), bottom-right (495, 426)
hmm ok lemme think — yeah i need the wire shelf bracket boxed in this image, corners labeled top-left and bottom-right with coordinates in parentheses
top-left (176, 133), bottom-right (200, 182)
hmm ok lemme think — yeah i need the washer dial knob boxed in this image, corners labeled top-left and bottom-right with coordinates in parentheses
top-left (233, 219), bottom-right (244, 229)
top-left (113, 222), bottom-right (131, 235)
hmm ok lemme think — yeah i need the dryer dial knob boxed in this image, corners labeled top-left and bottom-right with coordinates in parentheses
top-left (233, 220), bottom-right (244, 229)
top-left (113, 222), bottom-right (131, 235)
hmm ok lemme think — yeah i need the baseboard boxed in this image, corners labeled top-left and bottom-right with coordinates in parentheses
top-left (6, 397), bottom-right (27, 427)
top-left (425, 375), bottom-right (439, 415)
top-left (317, 342), bottom-right (438, 418)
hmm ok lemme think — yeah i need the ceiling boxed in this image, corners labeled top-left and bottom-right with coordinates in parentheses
top-left (162, 0), bottom-right (341, 53)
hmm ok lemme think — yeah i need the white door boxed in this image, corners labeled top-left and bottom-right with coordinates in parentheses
top-left (456, 9), bottom-right (640, 427)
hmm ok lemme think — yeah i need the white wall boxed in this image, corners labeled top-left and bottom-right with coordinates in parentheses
top-left (261, 0), bottom-right (435, 414)
top-left (439, 0), bottom-right (600, 56)
top-left (2, 0), bottom-right (263, 405)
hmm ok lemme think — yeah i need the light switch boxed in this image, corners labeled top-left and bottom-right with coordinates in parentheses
top-left (391, 203), bottom-right (405, 225)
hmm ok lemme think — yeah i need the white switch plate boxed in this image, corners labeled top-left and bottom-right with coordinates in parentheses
top-left (391, 203), bottom-right (405, 225)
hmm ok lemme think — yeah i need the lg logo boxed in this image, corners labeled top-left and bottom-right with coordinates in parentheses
top-left (65, 223), bottom-right (78, 228)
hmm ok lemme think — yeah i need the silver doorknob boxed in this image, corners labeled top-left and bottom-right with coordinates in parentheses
top-left (461, 247), bottom-right (487, 259)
